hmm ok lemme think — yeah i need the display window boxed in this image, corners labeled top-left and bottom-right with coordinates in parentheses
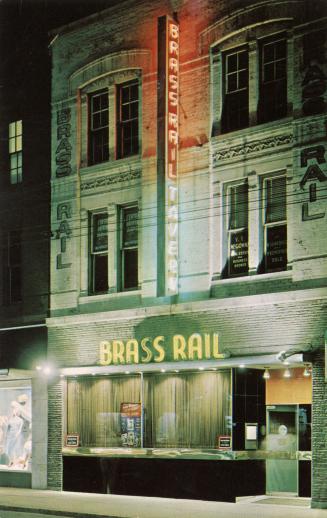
top-left (66, 370), bottom-right (231, 450)
top-left (0, 382), bottom-right (32, 471)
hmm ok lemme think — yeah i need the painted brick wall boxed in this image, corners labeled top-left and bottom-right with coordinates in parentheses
top-left (312, 349), bottom-right (327, 508)
top-left (47, 380), bottom-right (64, 490)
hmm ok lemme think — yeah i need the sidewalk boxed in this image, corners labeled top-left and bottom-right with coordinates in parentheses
top-left (0, 488), bottom-right (325, 518)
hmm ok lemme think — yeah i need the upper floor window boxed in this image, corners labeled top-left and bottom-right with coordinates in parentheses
top-left (215, 33), bottom-right (288, 135)
top-left (227, 182), bottom-right (248, 276)
top-left (87, 79), bottom-right (140, 166)
top-left (263, 175), bottom-right (287, 272)
top-left (222, 48), bottom-right (249, 133)
top-left (3, 230), bottom-right (22, 304)
top-left (89, 91), bottom-right (109, 165)
top-left (89, 212), bottom-right (108, 294)
top-left (117, 80), bottom-right (139, 159)
top-left (120, 205), bottom-right (138, 290)
top-left (259, 37), bottom-right (287, 123)
top-left (9, 120), bottom-right (22, 184)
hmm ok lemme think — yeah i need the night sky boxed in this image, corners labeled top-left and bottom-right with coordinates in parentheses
top-left (0, 0), bottom-right (118, 114)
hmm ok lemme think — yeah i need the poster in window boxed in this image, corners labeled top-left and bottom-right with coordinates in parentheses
top-left (120, 403), bottom-right (141, 447)
top-left (93, 214), bottom-right (108, 252)
top-left (229, 229), bottom-right (248, 276)
top-left (266, 224), bottom-right (287, 271)
top-left (123, 207), bottom-right (138, 248)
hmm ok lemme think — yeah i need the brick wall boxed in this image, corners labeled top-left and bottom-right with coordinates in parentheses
top-left (47, 380), bottom-right (64, 490)
top-left (312, 349), bottom-right (327, 508)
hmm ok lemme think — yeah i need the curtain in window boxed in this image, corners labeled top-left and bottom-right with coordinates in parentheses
top-left (67, 376), bottom-right (141, 447)
top-left (143, 370), bottom-right (231, 449)
top-left (67, 370), bottom-right (231, 449)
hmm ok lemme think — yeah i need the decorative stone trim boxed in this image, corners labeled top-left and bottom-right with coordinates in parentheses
top-left (69, 49), bottom-right (151, 94)
top-left (81, 169), bottom-right (141, 192)
top-left (213, 134), bottom-right (293, 164)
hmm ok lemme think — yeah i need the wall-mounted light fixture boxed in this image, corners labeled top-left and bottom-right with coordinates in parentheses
top-left (283, 368), bottom-right (291, 378)
top-left (263, 368), bottom-right (270, 380)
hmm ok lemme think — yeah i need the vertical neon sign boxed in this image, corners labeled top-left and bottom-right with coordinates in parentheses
top-left (157, 15), bottom-right (179, 296)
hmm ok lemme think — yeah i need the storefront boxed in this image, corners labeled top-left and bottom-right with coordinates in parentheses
top-left (0, 326), bottom-right (48, 489)
top-left (47, 301), bottom-right (316, 501)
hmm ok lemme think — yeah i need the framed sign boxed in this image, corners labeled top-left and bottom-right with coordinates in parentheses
top-left (217, 435), bottom-right (232, 450)
top-left (65, 434), bottom-right (79, 447)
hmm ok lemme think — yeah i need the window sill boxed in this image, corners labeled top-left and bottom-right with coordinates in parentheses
top-left (79, 289), bottom-right (141, 304)
top-left (211, 116), bottom-right (293, 145)
top-left (213, 269), bottom-right (291, 285)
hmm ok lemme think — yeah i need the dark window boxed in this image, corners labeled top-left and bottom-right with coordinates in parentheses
top-left (222, 49), bottom-right (249, 133)
top-left (90, 213), bottom-right (108, 294)
top-left (264, 176), bottom-right (287, 272)
top-left (259, 38), bottom-right (287, 123)
top-left (120, 206), bottom-right (138, 290)
top-left (3, 230), bottom-right (22, 304)
top-left (228, 183), bottom-right (248, 276)
top-left (89, 91), bottom-right (109, 165)
top-left (117, 81), bottom-right (139, 159)
top-left (9, 120), bottom-right (22, 184)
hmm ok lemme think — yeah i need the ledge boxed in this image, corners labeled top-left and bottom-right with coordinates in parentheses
top-left (62, 447), bottom-right (312, 461)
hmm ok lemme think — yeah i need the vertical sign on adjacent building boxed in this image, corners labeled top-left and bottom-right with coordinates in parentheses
top-left (157, 14), bottom-right (179, 296)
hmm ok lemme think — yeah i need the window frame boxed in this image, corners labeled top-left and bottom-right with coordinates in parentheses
top-left (259, 34), bottom-right (287, 123)
top-left (262, 174), bottom-right (287, 273)
top-left (226, 182), bottom-right (249, 277)
top-left (88, 90), bottom-right (109, 166)
top-left (119, 204), bottom-right (139, 291)
top-left (116, 79), bottom-right (140, 160)
top-left (221, 46), bottom-right (249, 133)
top-left (9, 120), bottom-right (23, 184)
top-left (89, 211), bottom-right (109, 295)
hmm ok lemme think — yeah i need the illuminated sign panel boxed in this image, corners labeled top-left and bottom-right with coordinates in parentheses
top-left (99, 332), bottom-right (225, 365)
top-left (166, 18), bottom-right (179, 294)
top-left (157, 15), bottom-right (179, 296)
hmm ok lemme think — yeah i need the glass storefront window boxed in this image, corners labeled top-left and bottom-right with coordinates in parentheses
top-left (0, 384), bottom-right (32, 471)
top-left (66, 370), bottom-right (231, 450)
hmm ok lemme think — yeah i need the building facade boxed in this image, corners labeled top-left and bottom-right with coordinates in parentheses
top-left (48, 0), bottom-right (327, 506)
top-left (0, 0), bottom-right (50, 490)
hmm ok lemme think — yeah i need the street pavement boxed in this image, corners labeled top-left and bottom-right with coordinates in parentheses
top-left (0, 488), bottom-right (326, 518)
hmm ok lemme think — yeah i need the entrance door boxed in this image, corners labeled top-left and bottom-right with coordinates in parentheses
top-left (266, 405), bottom-right (298, 495)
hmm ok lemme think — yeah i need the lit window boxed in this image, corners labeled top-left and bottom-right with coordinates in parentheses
top-left (263, 175), bottom-right (287, 272)
top-left (259, 38), bottom-right (287, 123)
top-left (120, 205), bottom-right (138, 290)
top-left (90, 212), bottom-right (108, 294)
top-left (9, 120), bottom-right (22, 184)
top-left (222, 48), bottom-right (249, 133)
top-left (227, 183), bottom-right (248, 276)
top-left (89, 91), bottom-right (109, 165)
top-left (4, 230), bottom-right (22, 304)
top-left (117, 80), bottom-right (139, 159)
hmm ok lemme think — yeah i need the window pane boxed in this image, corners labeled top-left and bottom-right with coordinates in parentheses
top-left (229, 229), bottom-right (248, 276)
top-left (276, 60), bottom-right (286, 80)
top-left (263, 42), bottom-right (275, 63)
top-left (9, 122), bottom-right (15, 138)
top-left (227, 73), bottom-right (237, 93)
top-left (238, 50), bottom-right (248, 70)
top-left (93, 254), bottom-right (108, 293)
top-left (93, 214), bottom-right (108, 252)
top-left (122, 207), bottom-right (138, 247)
top-left (266, 176), bottom-right (286, 223)
top-left (275, 40), bottom-right (286, 60)
top-left (227, 53), bottom-right (237, 72)
top-left (265, 224), bottom-right (287, 271)
top-left (264, 63), bottom-right (275, 83)
top-left (229, 184), bottom-right (248, 229)
top-left (11, 154), bottom-right (18, 169)
top-left (123, 248), bottom-right (138, 289)
top-left (16, 136), bottom-right (22, 151)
